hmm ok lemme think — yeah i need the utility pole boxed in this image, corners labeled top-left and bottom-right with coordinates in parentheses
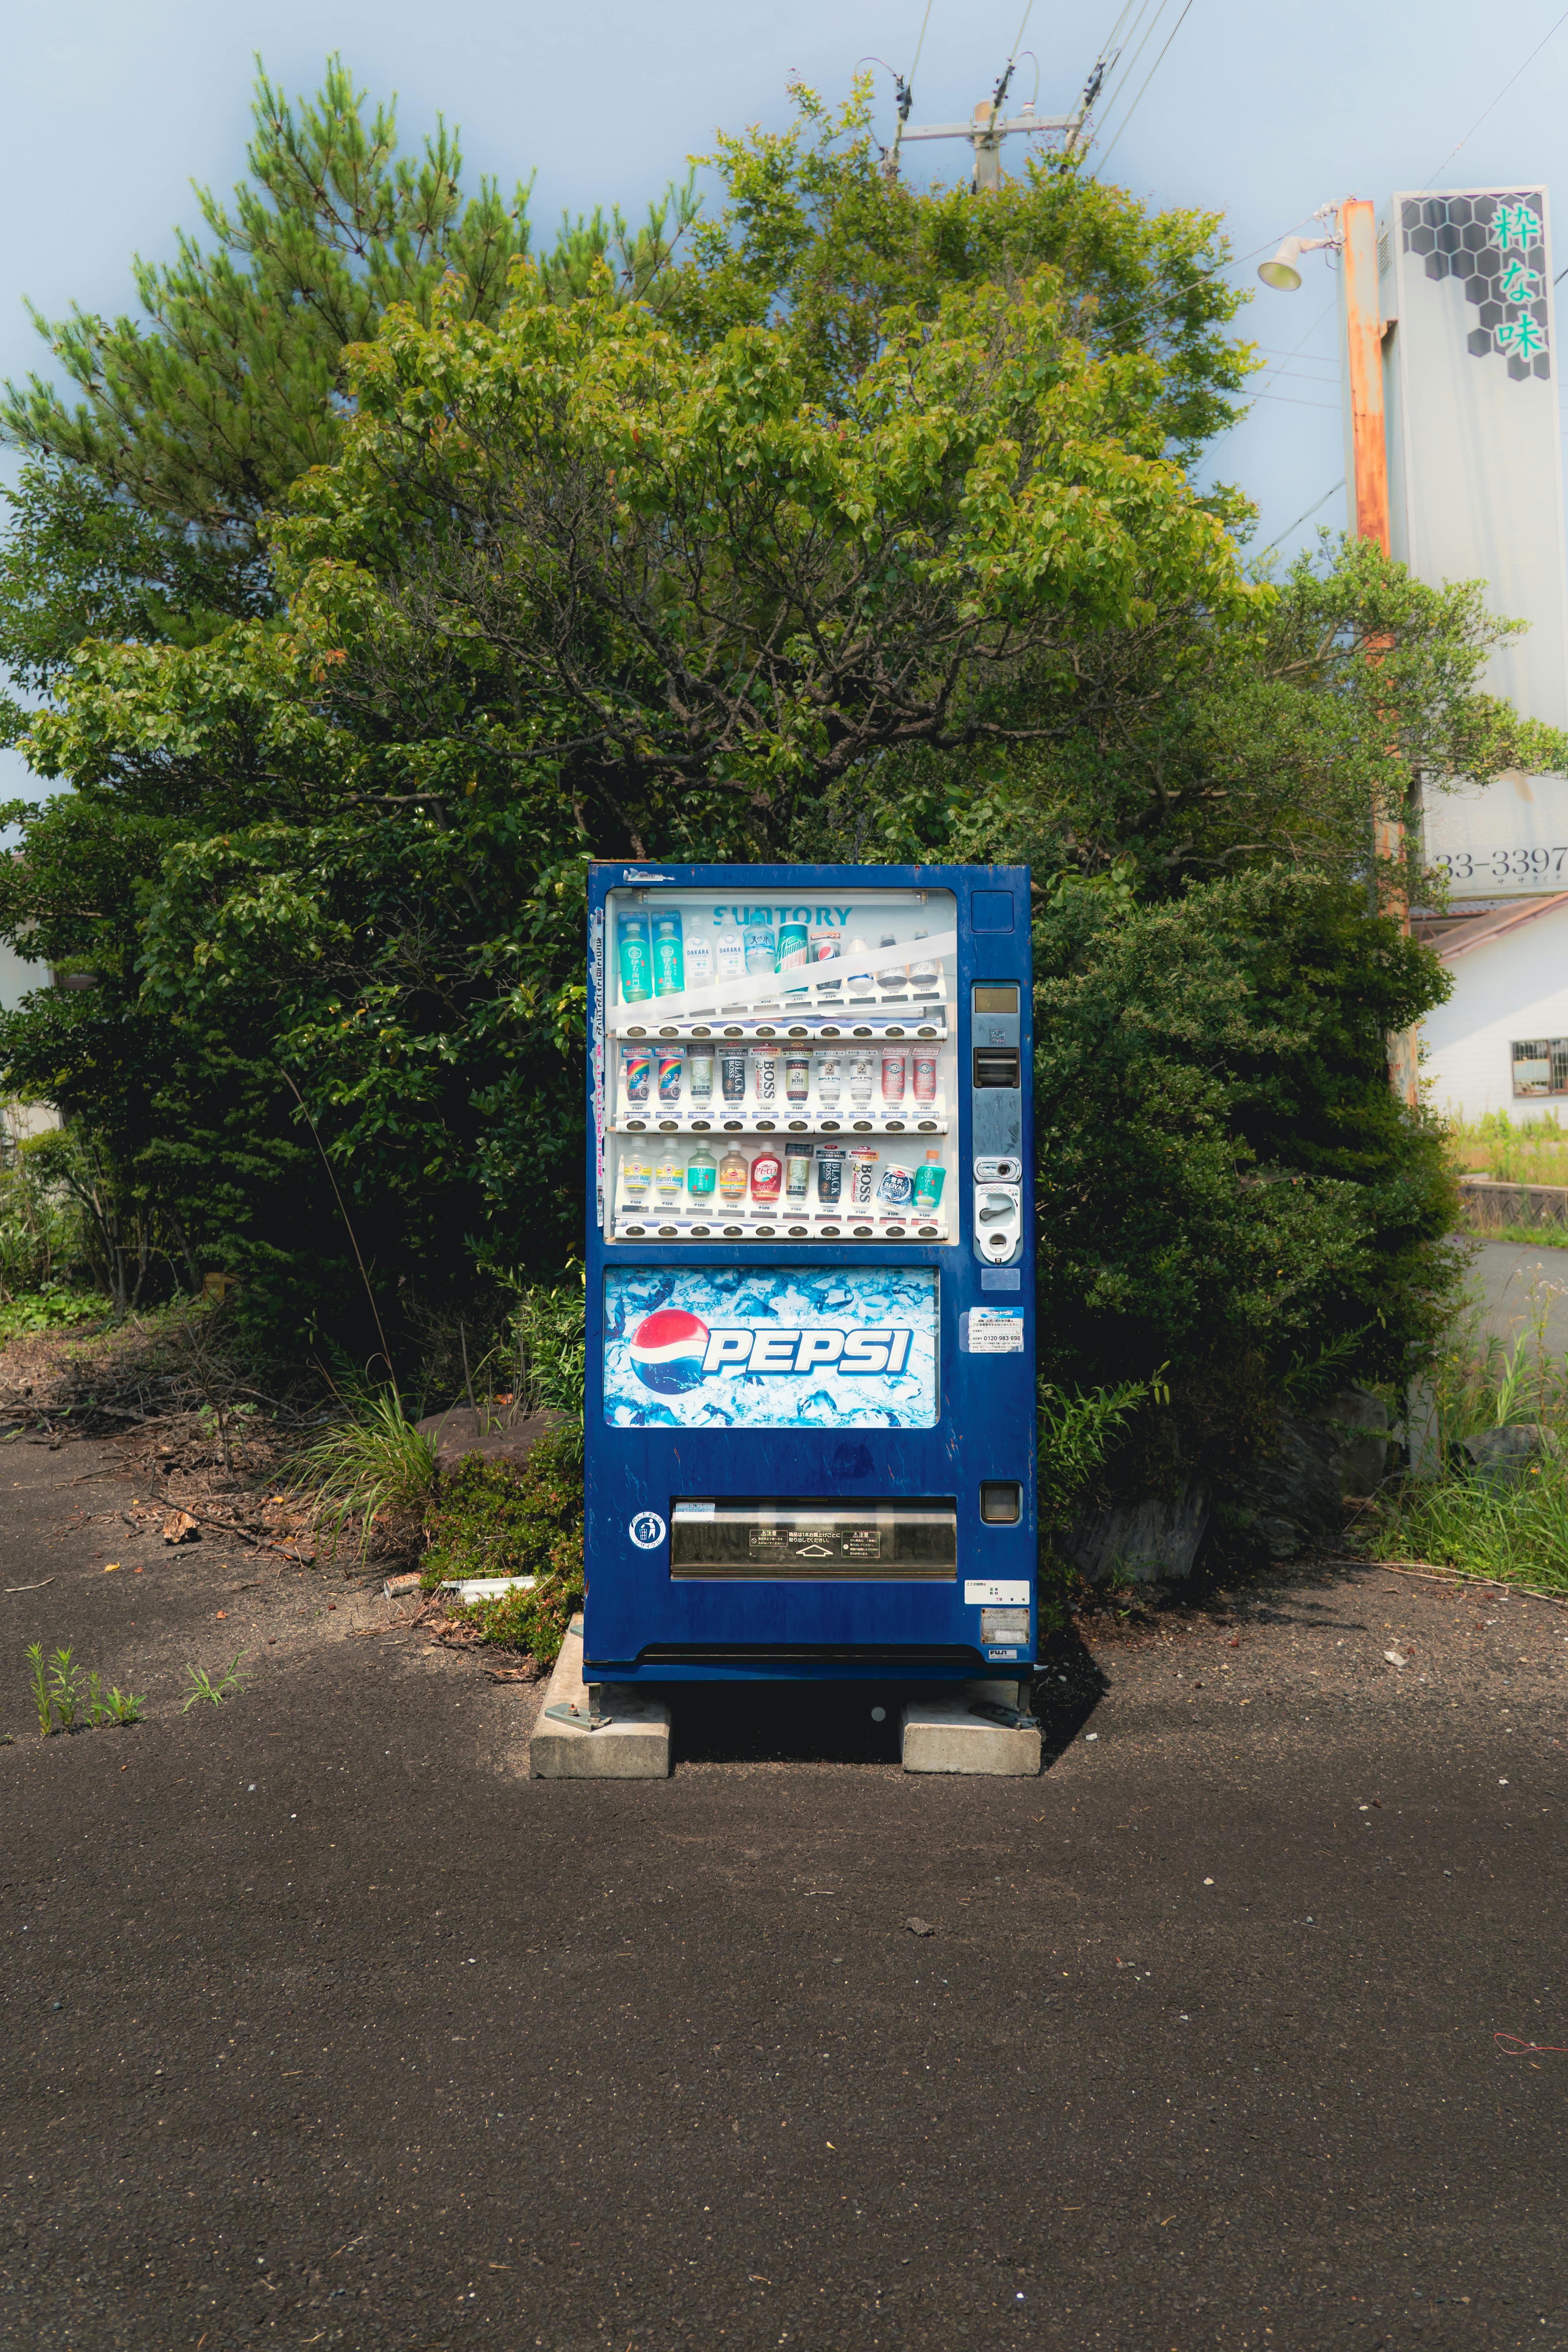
top-left (1259, 202), bottom-right (1419, 1108)
top-left (895, 57), bottom-right (1104, 188)
top-left (1338, 196), bottom-right (1420, 1107)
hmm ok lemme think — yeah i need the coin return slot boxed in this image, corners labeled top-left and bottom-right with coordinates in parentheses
top-left (980, 1481), bottom-right (1023, 1525)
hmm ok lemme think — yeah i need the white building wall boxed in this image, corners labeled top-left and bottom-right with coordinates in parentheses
top-left (0, 934), bottom-right (43, 1012)
top-left (0, 935), bottom-right (61, 1142)
top-left (1423, 901), bottom-right (1568, 1119)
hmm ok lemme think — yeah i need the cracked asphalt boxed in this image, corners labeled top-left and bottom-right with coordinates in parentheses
top-left (2, 1433), bottom-right (1567, 2349)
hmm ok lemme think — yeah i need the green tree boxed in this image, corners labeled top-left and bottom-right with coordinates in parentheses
top-left (0, 55), bottom-right (696, 688)
top-left (663, 77), bottom-right (1255, 458)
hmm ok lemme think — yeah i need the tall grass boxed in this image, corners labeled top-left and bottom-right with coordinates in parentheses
top-left (290, 1388), bottom-right (438, 1557)
top-left (1450, 1109), bottom-right (1568, 1189)
top-left (1351, 1278), bottom-right (1568, 1595)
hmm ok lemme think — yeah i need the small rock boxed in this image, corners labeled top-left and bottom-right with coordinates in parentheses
top-left (904, 1916), bottom-right (936, 1938)
top-left (1462, 1423), bottom-right (1563, 1492)
top-left (1384, 1649), bottom-right (1407, 1668)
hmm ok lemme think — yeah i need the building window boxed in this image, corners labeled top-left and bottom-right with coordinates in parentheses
top-left (1512, 1037), bottom-right (1568, 1096)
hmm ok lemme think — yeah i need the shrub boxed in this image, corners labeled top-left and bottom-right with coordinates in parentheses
top-left (1032, 866), bottom-right (1461, 1493)
top-left (421, 1424), bottom-right (585, 1665)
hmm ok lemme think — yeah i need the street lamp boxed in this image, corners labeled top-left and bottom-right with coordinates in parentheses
top-left (1257, 232), bottom-right (1338, 291)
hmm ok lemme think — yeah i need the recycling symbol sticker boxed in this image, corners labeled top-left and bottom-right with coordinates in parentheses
top-left (628, 1510), bottom-right (667, 1551)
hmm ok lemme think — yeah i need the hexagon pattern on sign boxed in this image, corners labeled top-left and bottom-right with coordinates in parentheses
top-left (1402, 191), bottom-right (1551, 381)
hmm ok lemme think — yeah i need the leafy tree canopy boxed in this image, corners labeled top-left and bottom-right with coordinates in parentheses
top-left (664, 77), bottom-right (1257, 462)
top-left (0, 55), bottom-right (696, 687)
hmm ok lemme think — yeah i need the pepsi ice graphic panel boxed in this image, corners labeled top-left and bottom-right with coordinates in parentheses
top-left (605, 1268), bottom-right (939, 1429)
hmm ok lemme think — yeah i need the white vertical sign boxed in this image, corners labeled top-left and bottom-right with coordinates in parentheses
top-left (1378, 187), bottom-right (1568, 893)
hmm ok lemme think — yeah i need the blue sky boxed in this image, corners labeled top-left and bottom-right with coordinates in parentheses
top-left (4, 0), bottom-right (1568, 801)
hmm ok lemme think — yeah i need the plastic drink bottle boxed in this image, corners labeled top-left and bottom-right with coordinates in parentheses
top-left (815, 1143), bottom-right (845, 1204)
top-left (656, 1044), bottom-right (684, 1105)
top-left (750, 1147), bottom-right (783, 1203)
top-left (654, 1149), bottom-right (684, 1203)
top-left (718, 1147), bottom-right (750, 1205)
top-left (784, 1050), bottom-right (811, 1103)
top-left (687, 1042), bottom-right (715, 1103)
top-left (785, 1138), bottom-right (813, 1201)
top-left (621, 1045), bottom-right (652, 1106)
top-left (617, 913), bottom-right (652, 1003)
top-left (652, 912), bottom-right (685, 996)
top-left (846, 936), bottom-right (874, 997)
top-left (621, 1149), bottom-right (652, 1201)
top-left (908, 932), bottom-right (941, 993)
top-left (684, 930), bottom-right (712, 989)
top-left (744, 926), bottom-right (776, 977)
top-left (881, 1048), bottom-right (907, 1105)
top-left (816, 1050), bottom-right (842, 1108)
top-left (879, 934), bottom-right (907, 993)
top-left (716, 928), bottom-right (745, 996)
top-left (686, 1144), bottom-right (717, 1203)
top-left (912, 1148), bottom-right (946, 1210)
top-left (912, 1046), bottom-right (938, 1103)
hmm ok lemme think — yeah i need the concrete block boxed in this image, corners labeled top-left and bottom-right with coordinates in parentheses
top-left (528, 1615), bottom-right (670, 1780)
top-left (445, 1576), bottom-right (536, 1604)
top-left (901, 1682), bottom-right (1041, 1776)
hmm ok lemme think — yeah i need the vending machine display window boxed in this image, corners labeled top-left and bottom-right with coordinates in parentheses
top-left (595, 886), bottom-right (959, 1245)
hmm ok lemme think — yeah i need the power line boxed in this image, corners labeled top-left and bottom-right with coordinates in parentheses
top-left (1086, 0), bottom-right (1169, 151)
top-left (1416, 3), bottom-right (1568, 193)
top-left (906, 0), bottom-right (936, 82)
top-left (1261, 477), bottom-right (1346, 553)
top-left (1250, 390), bottom-right (1342, 414)
top-left (1092, 0), bottom-right (1196, 175)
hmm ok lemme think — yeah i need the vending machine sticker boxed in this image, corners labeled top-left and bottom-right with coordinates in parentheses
top-left (962, 1308), bottom-right (1024, 1355)
top-left (603, 1267), bottom-right (939, 1429)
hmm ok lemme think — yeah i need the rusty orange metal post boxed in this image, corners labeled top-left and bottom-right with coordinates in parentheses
top-left (1340, 197), bottom-right (1419, 1106)
top-left (1340, 198), bottom-right (1390, 556)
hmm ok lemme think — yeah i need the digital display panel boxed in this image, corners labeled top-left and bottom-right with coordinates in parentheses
top-left (973, 985), bottom-right (1019, 1013)
top-left (603, 1266), bottom-right (939, 1430)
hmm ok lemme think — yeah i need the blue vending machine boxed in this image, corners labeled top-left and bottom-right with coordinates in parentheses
top-left (584, 864), bottom-right (1034, 1687)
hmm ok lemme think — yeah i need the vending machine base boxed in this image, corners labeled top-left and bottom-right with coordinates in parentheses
top-left (900, 1680), bottom-right (1041, 1775)
top-left (529, 1616), bottom-right (672, 1780)
top-left (526, 1618), bottom-right (1040, 1779)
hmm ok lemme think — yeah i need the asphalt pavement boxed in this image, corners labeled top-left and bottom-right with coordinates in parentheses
top-left (2, 1433), bottom-right (1567, 2350)
top-left (1465, 1238), bottom-right (1568, 1360)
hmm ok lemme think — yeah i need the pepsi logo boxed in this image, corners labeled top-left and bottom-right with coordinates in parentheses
top-left (629, 1308), bottom-right (711, 1394)
top-left (628, 1311), bottom-right (914, 1387)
